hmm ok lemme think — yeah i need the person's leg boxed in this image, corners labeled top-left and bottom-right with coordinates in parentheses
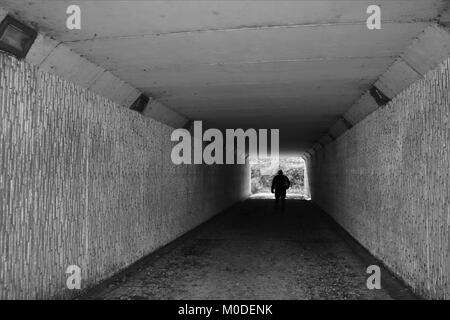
top-left (281, 191), bottom-right (286, 211)
top-left (275, 191), bottom-right (280, 208)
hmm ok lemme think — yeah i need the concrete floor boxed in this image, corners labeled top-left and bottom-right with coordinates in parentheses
top-left (81, 198), bottom-right (416, 300)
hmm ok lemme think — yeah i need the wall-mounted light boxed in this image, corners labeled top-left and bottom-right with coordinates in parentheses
top-left (369, 85), bottom-right (390, 106)
top-left (130, 94), bottom-right (150, 113)
top-left (0, 15), bottom-right (37, 59)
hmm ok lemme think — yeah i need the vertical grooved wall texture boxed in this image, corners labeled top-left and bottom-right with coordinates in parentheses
top-left (0, 54), bottom-right (250, 299)
top-left (309, 58), bottom-right (450, 299)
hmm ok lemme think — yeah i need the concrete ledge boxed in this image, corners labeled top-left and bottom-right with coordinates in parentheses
top-left (27, 38), bottom-right (141, 109)
top-left (142, 99), bottom-right (189, 128)
top-left (122, 89), bottom-right (143, 108)
top-left (344, 91), bottom-right (379, 126)
top-left (328, 118), bottom-right (349, 139)
top-left (88, 71), bottom-right (141, 108)
top-left (28, 35), bottom-right (183, 124)
top-left (319, 135), bottom-right (333, 146)
top-left (401, 24), bottom-right (450, 76)
top-left (25, 33), bottom-right (59, 66)
top-left (374, 58), bottom-right (422, 99)
top-left (38, 44), bottom-right (105, 88)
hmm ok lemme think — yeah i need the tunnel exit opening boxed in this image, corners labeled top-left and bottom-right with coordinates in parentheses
top-left (249, 156), bottom-right (310, 200)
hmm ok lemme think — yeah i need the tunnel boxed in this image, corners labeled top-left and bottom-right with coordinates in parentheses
top-left (0, 1), bottom-right (449, 301)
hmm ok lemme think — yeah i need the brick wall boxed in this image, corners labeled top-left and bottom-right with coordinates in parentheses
top-left (309, 58), bottom-right (450, 299)
top-left (0, 53), bottom-right (250, 299)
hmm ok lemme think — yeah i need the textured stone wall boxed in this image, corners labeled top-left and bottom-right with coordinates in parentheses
top-left (0, 53), bottom-right (250, 299)
top-left (309, 58), bottom-right (450, 299)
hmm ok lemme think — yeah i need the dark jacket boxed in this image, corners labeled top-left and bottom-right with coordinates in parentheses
top-left (271, 174), bottom-right (290, 193)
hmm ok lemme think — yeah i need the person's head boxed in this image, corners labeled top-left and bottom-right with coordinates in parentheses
top-left (277, 170), bottom-right (283, 175)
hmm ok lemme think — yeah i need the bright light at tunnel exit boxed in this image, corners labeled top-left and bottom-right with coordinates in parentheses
top-left (250, 156), bottom-right (311, 200)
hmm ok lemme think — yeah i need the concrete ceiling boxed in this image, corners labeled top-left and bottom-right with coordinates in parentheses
top-left (2, 0), bottom-right (447, 154)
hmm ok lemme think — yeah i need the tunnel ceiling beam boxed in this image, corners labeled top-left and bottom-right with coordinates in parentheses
top-left (143, 98), bottom-right (189, 128)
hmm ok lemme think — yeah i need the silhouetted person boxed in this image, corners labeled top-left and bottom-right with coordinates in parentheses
top-left (271, 170), bottom-right (290, 210)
